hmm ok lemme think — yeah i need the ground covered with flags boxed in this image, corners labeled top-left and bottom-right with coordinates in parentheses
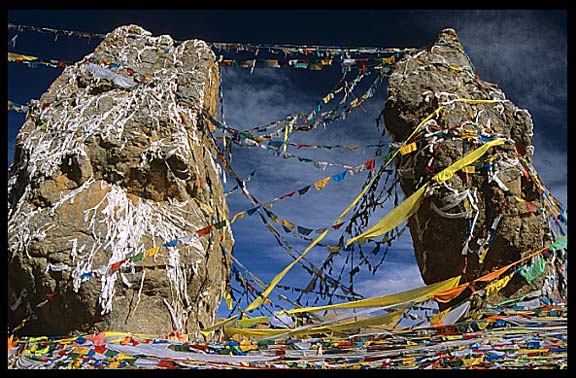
top-left (8, 297), bottom-right (567, 369)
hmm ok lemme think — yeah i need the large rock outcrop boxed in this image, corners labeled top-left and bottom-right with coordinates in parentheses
top-left (384, 28), bottom-right (564, 306)
top-left (8, 25), bottom-right (233, 338)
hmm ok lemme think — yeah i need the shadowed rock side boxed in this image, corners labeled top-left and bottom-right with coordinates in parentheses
top-left (383, 28), bottom-right (564, 308)
top-left (8, 25), bottom-right (233, 338)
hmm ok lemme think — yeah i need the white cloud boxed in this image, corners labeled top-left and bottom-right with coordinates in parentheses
top-left (353, 261), bottom-right (425, 299)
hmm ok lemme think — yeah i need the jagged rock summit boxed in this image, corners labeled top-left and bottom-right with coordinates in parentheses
top-left (8, 25), bottom-right (233, 338)
top-left (384, 28), bottom-right (565, 306)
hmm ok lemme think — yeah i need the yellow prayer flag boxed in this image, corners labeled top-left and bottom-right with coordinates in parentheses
top-left (346, 183), bottom-right (429, 246)
top-left (323, 310), bottom-right (402, 333)
top-left (463, 198), bottom-right (472, 213)
top-left (71, 347), bottom-right (90, 355)
top-left (239, 341), bottom-right (259, 352)
top-left (225, 310), bottom-right (402, 338)
top-left (31, 344), bottom-right (51, 355)
top-left (231, 211), bottom-right (246, 224)
top-left (268, 212), bottom-right (280, 223)
top-left (327, 245), bottom-right (341, 253)
top-left (399, 142), bottom-right (417, 155)
top-left (478, 247), bottom-right (490, 265)
top-left (484, 272), bottom-right (514, 297)
top-left (236, 316), bottom-right (269, 328)
top-left (281, 219), bottom-right (295, 231)
top-left (462, 356), bottom-right (484, 366)
top-left (460, 129), bottom-right (477, 140)
top-left (433, 139), bottom-right (504, 185)
top-left (322, 92), bottom-right (334, 104)
top-left (381, 56), bottom-right (395, 64)
top-left (8, 52), bottom-right (38, 61)
top-left (348, 139), bottom-right (505, 247)
top-left (314, 177), bottom-right (331, 191)
top-left (461, 165), bottom-right (475, 174)
top-left (224, 289), bottom-right (233, 310)
top-left (145, 246), bottom-right (160, 257)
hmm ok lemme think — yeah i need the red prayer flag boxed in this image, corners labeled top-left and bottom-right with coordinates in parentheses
top-left (158, 360), bottom-right (178, 369)
top-left (110, 259), bottom-right (126, 271)
top-left (331, 222), bottom-right (345, 230)
top-left (195, 225), bottom-right (213, 237)
top-left (364, 159), bottom-right (375, 170)
top-left (278, 191), bottom-right (296, 200)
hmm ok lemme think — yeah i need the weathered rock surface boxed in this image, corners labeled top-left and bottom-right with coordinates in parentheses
top-left (384, 28), bottom-right (565, 306)
top-left (8, 25), bottom-right (233, 338)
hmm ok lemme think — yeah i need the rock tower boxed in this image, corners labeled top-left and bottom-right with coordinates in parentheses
top-left (383, 28), bottom-right (565, 306)
top-left (8, 25), bottom-right (233, 338)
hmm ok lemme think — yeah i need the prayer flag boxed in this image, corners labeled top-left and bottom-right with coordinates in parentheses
top-left (281, 219), bottom-right (295, 232)
top-left (399, 142), bottom-right (417, 155)
top-left (278, 191), bottom-right (296, 200)
top-left (314, 177), bottom-right (330, 191)
top-left (247, 206), bottom-right (261, 216)
top-left (213, 220), bottom-right (228, 229)
top-left (364, 159), bottom-right (375, 170)
top-left (328, 245), bottom-right (341, 253)
top-left (111, 259), bottom-right (127, 271)
top-left (163, 239), bottom-right (179, 248)
top-left (196, 225), bottom-right (213, 237)
top-left (298, 186), bottom-right (311, 196)
top-left (130, 253), bottom-right (144, 262)
top-left (231, 211), bottom-right (246, 224)
top-left (145, 246), bottom-right (160, 257)
top-left (332, 171), bottom-right (347, 182)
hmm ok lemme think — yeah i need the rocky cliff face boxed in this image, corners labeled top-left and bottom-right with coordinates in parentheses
top-left (8, 25), bottom-right (233, 338)
top-left (384, 28), bottom-right (562, 306)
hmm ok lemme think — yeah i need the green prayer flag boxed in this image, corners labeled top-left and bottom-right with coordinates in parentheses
top-left (519, 256), bottom-right (546, 284)
top-left (213, 220), bottom-right (228, 229)
top-left (298, 185), bottom-right (311, 196)
top-left (130, 253), bottom-right (144, 262)
top-left (549, 236), bottom-right (567, 252)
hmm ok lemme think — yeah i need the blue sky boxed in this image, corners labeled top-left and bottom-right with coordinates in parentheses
top-left (7, 10), bottom-right (567, 320)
